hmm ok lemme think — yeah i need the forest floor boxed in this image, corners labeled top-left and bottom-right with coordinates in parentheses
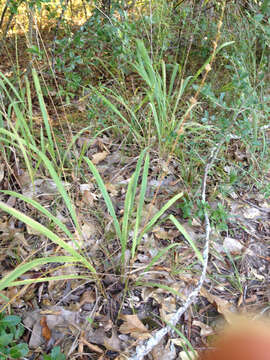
top-left (0, 3), bottom-right (270, 359)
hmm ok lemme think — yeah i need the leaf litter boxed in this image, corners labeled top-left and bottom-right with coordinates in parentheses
top-left (0, 137), bottom-right (270, 359)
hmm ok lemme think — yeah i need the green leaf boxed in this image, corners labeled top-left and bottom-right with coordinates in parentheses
top-left (14, 323), bottom-right (25, 340)
top-left (0, 333), bottom-right (13, 346)
top-left (44, 346), bottom-right (66, 360)
top-left (9, 343), bottom-right (29, 358)
top-left (0, 315), bottom-right (21, 327)
top-left (0, 346), bottom-right (8, 359)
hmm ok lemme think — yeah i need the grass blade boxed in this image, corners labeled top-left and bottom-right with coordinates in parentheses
top-left (0, 256), bottom-right (78, 292)
top-left (1, 190), bottom-right (74, 240)
top-left (32, 68), bottom-right (55, 161)
top-left (0, 201), bottom-right (96, 275)
top-left (138, 192), bottom-right (183, 243)
top-left (131, 152), bottom-right (149, 258)
top-left (169, 214), bottom-right (203, 264)
top-left (84, 157), bottom-right (122, 241)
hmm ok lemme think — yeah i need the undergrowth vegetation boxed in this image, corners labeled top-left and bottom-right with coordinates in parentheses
top-left (0, 0), bottom-right (269, 358)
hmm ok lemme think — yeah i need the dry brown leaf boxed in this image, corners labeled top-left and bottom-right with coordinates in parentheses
top-left (223, 237), bottom-right (243, 254)
top-left (114, 355), bottom-right (128, 360)
top-left (40, 306), bottom-right (78, 328)
top-left (105, 183), bottom-right (118, 197)
top-left (103, 330), bottom-right (122, 352)
top-left (81, 221), bottom-right (97, 240)
top-left (26, 224), bottom-right (43, 236)
top-left (82, 189), bottom-right (96, 206)
top-left (0, 287), bottom-right (24, 307)
top-left (151, 340), bottom-right (176, 360)
top-left (89, 328), bottom-right (107, 345)
top-left (29, 321), bottom-right (43, 348)
top-left (119, 314), bottom-right (151, 340)
top-left (92, 151), bottom-right (108, 164)
top-left (16, 170), bottom-right (32, 188)
top-left (80, 337), bottom-right (104, 354)
top-left (80, 290), bottom-right (96, 306)
top-left (152, 226), bottom-right (170, 240)
top-left (88, 327), bottom-right (121, 351)
top-left (193, 320), bottom-right (214, 336)
top-left (243, 206), bottom-right (261, 219)
top-left (200, 287), bottom-right (236, 323)
top-left (159, 297), bottom-right (176, 323)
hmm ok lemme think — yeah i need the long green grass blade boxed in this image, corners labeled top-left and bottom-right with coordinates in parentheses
top-left (0, 72), bottom-right (25, 105)
top-left (131, 152), bottom-right (149, 258)
top-left (121, 174), bottom-right (136, 263)
top-left (9, 274), bottom-right (90, 287)
top-left (1, 190), bottom-right (74, 240)
top-left (12, 102), bottom-right (35, 147)
top-left (0, 256), bottom-right (78, 292)
top-left (169, 214), bottom-right (203, 264)
top-left (141, 243), bottom-right (180, 274)
top-left (135, 280), bottom-right (182, 298)
top-left (121, 150), bottom-right (147, 260)
top-left (32, 68), bottom-right (55, 161)
top-left (0, 201), bottom-right (96, 275)
top-left (138, 192), bottom-right (183, 243)
top-left (93, 90), bottom-right (142, 141)
top-left (84, 157), bottom-right (122, 241)
top-left (0, 128), bottom-right (80, 232)
top-left (2, 124), bottom-right (35, 186)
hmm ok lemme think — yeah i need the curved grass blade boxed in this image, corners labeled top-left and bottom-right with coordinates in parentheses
top-left (0, 128), bottom-right (80, 233)
top-left (139, 243), bottom-right (181, 275)
top-left (1, 190), bottom-right (74, 240)
top-left (137, 192), bottom-right (183, 244)
top-left (0, 256), bottom-right (78, 292)
top-left (131, 152), bottom-right (149, 258)
top-left (169, 214), bottom-right (203, 264)
top-left (122, 150), bottom-right (147, 261)
top-left (0, 202), bottom-right (97, 276)
top-left (84, 157), bottom-right (122, 241)
top-left (135, 281), bottom-right (183, 298)
top-left (9, 274), bottom-right (90, 287)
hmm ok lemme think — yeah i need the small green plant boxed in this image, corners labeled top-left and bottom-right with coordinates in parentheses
top-left (84, 149), bottom-right (185, 274)
top-left (0, 313), bottom-right (28, 359)
top-left (43, 346), bottom-right (66, 360)
top-left (210, 203), bottom-right (229, 231)
top-left (177, 198), bottom-right (193, 219)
